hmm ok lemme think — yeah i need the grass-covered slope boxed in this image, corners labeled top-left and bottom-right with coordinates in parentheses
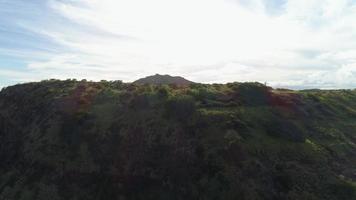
top-left (0, 79), bottom-right (356, 200)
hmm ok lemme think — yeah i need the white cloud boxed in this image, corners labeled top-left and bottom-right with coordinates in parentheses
top-left (7, 0), bottom-right (356, 88)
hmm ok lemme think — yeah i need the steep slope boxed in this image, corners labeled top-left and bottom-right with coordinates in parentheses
top-left (133, 74), bottom-right (193, 85)
top-left (0, 79), bottom-right (356, 200)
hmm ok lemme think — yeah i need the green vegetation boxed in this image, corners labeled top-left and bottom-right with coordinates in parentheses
top-left (0, 79), bottom-right (356, 199)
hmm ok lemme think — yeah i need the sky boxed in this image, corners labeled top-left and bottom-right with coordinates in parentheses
top-left (1, 0), bottom-right (356, 89)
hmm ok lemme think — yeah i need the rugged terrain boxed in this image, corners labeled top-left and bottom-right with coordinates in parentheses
top-left (0, 78), bottom-right (356, 200)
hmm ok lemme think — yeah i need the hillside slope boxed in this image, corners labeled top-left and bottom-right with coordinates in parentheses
top-left (133, 74), bottom-right (193, 85)
top-left (0, 79), bottom-right (356, 200)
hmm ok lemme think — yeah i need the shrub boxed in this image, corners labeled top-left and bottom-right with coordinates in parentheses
top-left (165, 95), bottom-right (196, 121)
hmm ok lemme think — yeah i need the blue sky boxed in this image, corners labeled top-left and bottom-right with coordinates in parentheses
top-left (1, 0), bottom-right (356, 89)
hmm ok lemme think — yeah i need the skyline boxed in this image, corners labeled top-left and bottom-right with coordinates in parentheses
top-left (1, 0), bottom-right (356, 89)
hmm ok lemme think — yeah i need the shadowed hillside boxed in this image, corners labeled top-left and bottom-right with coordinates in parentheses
top-left (0, 79), bottom-right (356, 200)
top-left (133, 74), bottom-right (193, 85)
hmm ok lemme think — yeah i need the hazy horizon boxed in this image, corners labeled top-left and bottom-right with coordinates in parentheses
top-left (1, 0), bottom-right (356, 89)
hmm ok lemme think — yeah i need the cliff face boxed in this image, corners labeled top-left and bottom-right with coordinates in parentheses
top-left (0, 79), bottom-right (356, 200)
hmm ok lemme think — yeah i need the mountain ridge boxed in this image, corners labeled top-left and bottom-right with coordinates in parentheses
top-left (133, 74), bottom-right (193, 85)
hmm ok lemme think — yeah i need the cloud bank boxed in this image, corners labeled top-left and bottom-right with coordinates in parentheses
top-left (1, 0), bottom-right (356, 89)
